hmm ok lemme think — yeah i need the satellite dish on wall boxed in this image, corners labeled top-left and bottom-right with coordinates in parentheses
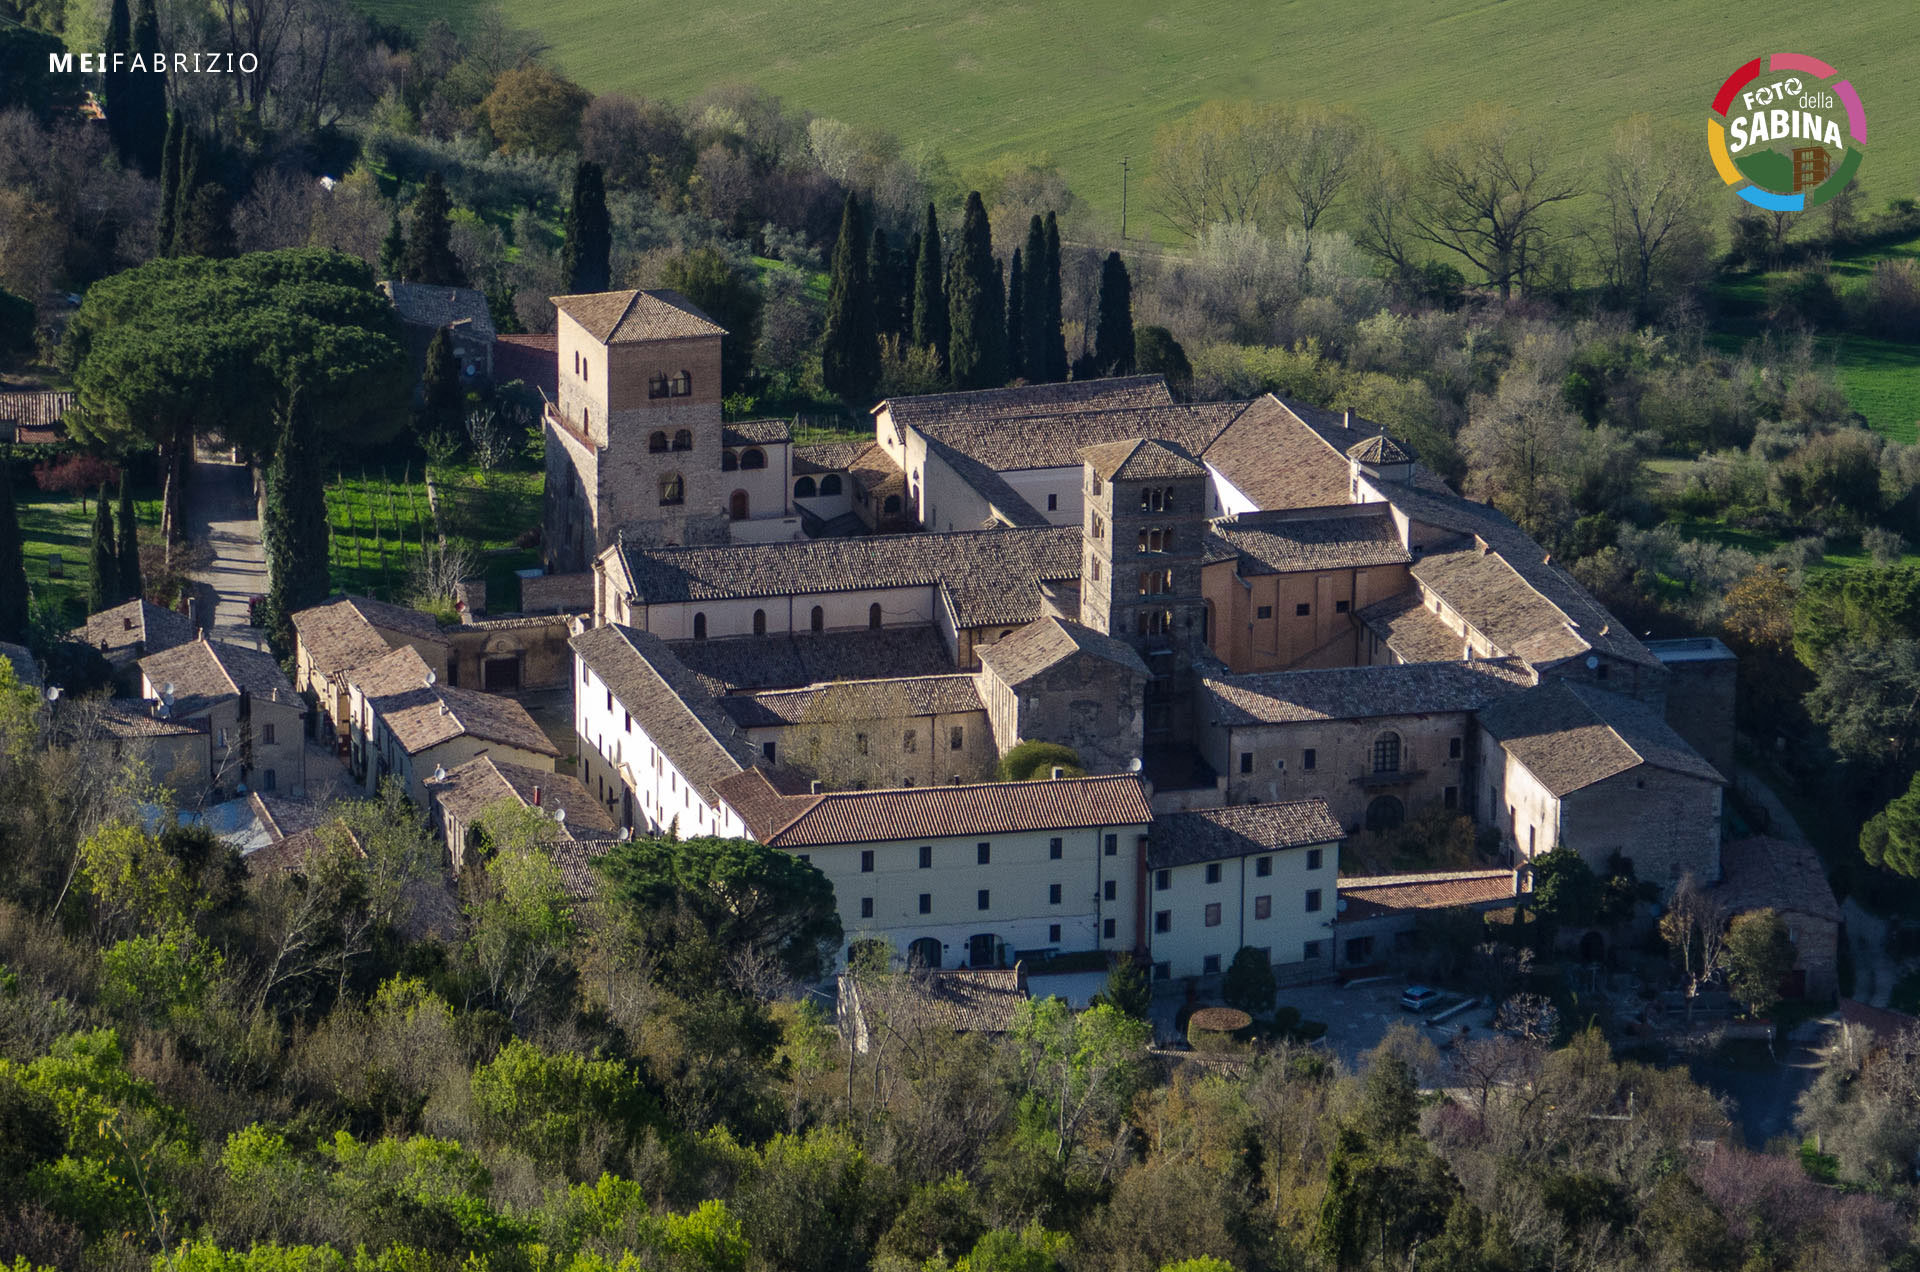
top-left (432, 765), bottom-right (448, 782)
top-left (424, 670), bottom-right (438, 687)
top-left (1128, 757), bottom-right (1143, 773)
top-left (162, 682), bottom-right (175, 697)
top-left (553, 807), bottom-right (567, 825)
top-left (1584, 655), bottom-right (1600, 670)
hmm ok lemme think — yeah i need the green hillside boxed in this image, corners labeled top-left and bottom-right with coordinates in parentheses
top-left (357, 0), bottom-right (1910, 239)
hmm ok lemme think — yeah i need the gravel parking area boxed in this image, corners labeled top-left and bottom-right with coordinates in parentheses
top-left (1153, 977), bottom-right (1501, 1071)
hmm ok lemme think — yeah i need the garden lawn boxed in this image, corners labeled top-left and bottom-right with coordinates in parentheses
top-left (17, 487), bottom-right (164, 628)
top-left (325, 462), bottom-right (543, 611)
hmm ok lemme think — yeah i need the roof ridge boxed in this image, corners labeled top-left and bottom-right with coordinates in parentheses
top-left (611, 624), bottom-right (746, 772)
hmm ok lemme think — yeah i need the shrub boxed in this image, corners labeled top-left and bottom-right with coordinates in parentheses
top-left (996, 741), bottom-right (1084, 782)
top-left (1185, 1007), bottom-right (1252, 1053)
top-left (1220, 947), bottom-right (1276, 1015)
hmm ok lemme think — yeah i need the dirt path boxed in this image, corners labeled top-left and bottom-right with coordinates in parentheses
top-left (184, 453), bottom-right (268, 651)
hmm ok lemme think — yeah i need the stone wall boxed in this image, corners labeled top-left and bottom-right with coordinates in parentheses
top-left (448, 615), bottom-right (577, 692)
top-left (1650, 639), bottom-right (1737, 781)
top-left (518, 572), bottom-right (593, 616)
top-left (1557, 766), bottom-right (1723, 887)
top-left (977, 652), bottom-right (1145, 776)
top-left (1214, 711), bottom-right (1478, 835)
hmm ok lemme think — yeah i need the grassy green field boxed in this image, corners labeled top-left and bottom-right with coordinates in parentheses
top-left (355, 0), bottom-right (1913, 241)
top-left (18, 488), bottom-right (164, 627)
top-left (326, 463), bottom-right (541, 611)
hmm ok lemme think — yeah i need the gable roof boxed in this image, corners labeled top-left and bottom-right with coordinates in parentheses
top-left (427, 752), bottom-right (613, 836)
top-left (1081, 436), bottom-right (1206, 482)
top-left (716, 770), bottom-right (1152, 847)
top-left (1201, 395), bottom-right (1387, 509)
top-left (915, 400), bottom-right (1244, 472)
top-left (1477, 680), bottom-right (1724, 797)
top-left (349, 645), bottom-right (559, 758)
top-left (1714, 836), bottom-right (1840, 925)
top-left (976, 617), bottom-right (1150, 686)
top-left (1355, 591), bottom-right (1471, 664)
top-left (570, 623), bottom-right (757, 801)
top-left (73, 599), bottom-right (197, 663)
top-left (919, 435), bottom-right (1054, 527)
top-left (1205, 659), bottom-right (1533, 726)
top-left (139, 636), bottom-right (300, 716)
top-left (552, 289), bottom-right (725, 343)
top-left (877, 375), bottom-right (1174, 432)
top-left (1208, 507), bottom-right (1411, 576)
top-left (668, 626), bottom-right (956, 694)
top-left (717, 674), bottom-right (983, 729)
top-left (379, 281), bottom-right (496, 340)
top-left (1149, 800), bottom-right (1344, 869)
top-left (1347, 434), bottom-right (1413, 464)
top-left (81, 697), bottom-right (209, 740)
top-left (1337, 870), bottom-right (1519, 920)
top-left (615, 526), bottom-right (1082, 630)
top-left (291, 595), bottom-right (446, 677)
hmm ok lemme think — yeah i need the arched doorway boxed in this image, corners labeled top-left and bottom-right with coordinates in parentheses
top-left (730, 489), bottom-right (749, 520)
top-left (869, 602), bottom-right (882, 630)
top-left (810, 605), bottom-right (825, 633)
top-left (1365, 795), bottom-right (1405, 832)
top-left (967, 932), bottom-right (999, 968)
top-left (907, 937), bottom-right (942, 969)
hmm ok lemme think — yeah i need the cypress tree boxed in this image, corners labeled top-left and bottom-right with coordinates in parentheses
top-left (122, 0), bottom-right (167, 177)
top-left (170, 126), bottom-right (204, 257)
top-left (486, 277), bottom-right (524, 334)
top-left (378, 213), bottom-right (406, 280)
top-left (177, 182), bottom-right (235, 258)
top-left (116, 472), bottom-right (142, 602)
top-left (1042, 212), bottom-right (1068, 381)
top-left (1093, 251), bottom-right (1136, 376)
top-left (89, 487), bottom-right (119, 615)
top-left (103, 0), bottom-right (132, 164)
top-left (403, 172), bottom-right (465, 287)
top-left (0, 461), bottom-right (28, 643)
top-left (156, 112), bottom-right (183, 255)
top-left (559, 160), bottom-right (612, 293)
top-left (262, 385), bottom-right (332, 653)
top-left (1021, 215), bottom-right (1051, 383)
top-left (821, 194), bottom-right (878, 406)
top-left (869, 225), bottom-right (902, 343)
top-left (910, 202), bottom-right (948, 372)
top-left (1005, 247), bottom-right (1026, 381)
top-left (946, 191), bottom-right (1005, 390)
top-left (421, 326), bottom-right (463, 436)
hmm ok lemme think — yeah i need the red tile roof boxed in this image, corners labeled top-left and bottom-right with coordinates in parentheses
top-left (718, 771), bottom-right (1152, 847)
top-left (1337, 869), bottom-right (1518, 920)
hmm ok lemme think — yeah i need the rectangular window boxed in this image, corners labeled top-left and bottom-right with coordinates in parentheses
top-left (1303, 748), bottom-right (1317, 771)
top-left (919, 893), bottom-right (931, 914)
top-left (1445, 785), bottom-right (1459, 809)
top-left (1047, 492), bottom-right (1058, 511)
top-left (1306, 889), bottom-right (1323, 913)
top-left (1204, 902), bottom-right (1222, 927)
top-left (1104, 879), bottom-right (1117, 901)
top-left (1205, 863), bottom-right (1222, 884)
top-left (977, 889), bottom-right (990, 911)
top-left (1256, 604), bottom-right (1273, 619)
top-left (1203, 954), bottom-right (1221, 975)
top-left (263, 768), bottom-right (276, 791)
top-left (977, 842), bottom-right (991, 865)
top-left (1304, 940), bottom-right (1322, 961)
top-left (860, 897), bottom-right (874, 919)
top-left (1049, 923), bottom-right (1062, 942)
top-left (1155, 869), bottom-right (1171, 891)
top-left (903, 729), bottom-right (917, 753)
top-left (762, 740), bottom-right (777, 762)
top-left (607, 688), bottom-right (613, 711)
top-left (1335, 599), bottom-right (1350, 614)
top-left (1256, 855), bottom-right (1272, 877)
top-left (261, 723), bottom-right (276, 745)
top-left (1103, 918), bottom-right (1116, 939)
top-left (1306, 848), bottom-right (1323, 870)
top-left (855, 733), bottom-right (868, 755)
top-left (1049, 837), bottom-right (1063, 859)
top-left (1049, 883), bottom-right (1062, 904)
top-left (1239, 752), bottom-right (1253, 774)
top-left (919, 844), bottom-right (933, 869)
top-left (1104, 834), bottom-right (1117, 856)
top-left (1254, 894), bottom-right (1271, 919)
top-left (625, 711), bottom-right (632, 732)
top-left (1154, 910), bottom-right (1172, 933)
top-left (860, 850), bottom-right (874, 873)
top-left (950, 726), bottom-right (964, 751)
top-left (1296, 602), bottom-right (1311, 617)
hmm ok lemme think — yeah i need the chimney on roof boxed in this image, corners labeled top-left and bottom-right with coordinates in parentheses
top-left (1342, 408), bottom-right (1352, 429)
top-left (186, 595), bottom-right (200, 633)
top-left (1050, 766), bottom-right (1065, 780)
top-left (1542, 553), bottom-right (1552, 566)
top-left (122, 615), bottom-right (134, 632)
top-left (531, 784), bottom-right (541, 807)
top-left (438, 700), bottom-right (447, 715)
top-left (809, 779), bottom-right (822, 795)
top-left (1013, 959), bottom-right (1027, 994)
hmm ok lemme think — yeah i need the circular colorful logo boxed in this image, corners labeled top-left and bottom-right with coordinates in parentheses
top-left (1708, 54), bottom-right (1864, 210)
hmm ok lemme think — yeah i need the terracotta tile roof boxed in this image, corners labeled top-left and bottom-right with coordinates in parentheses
top-left (1387, 483), bottom-right (1658, 669)
top-left (1714, 836), bottom-right (1840, 924)
top-left (669, 626), bottom-right (956, 694)
top-left (73, 599), bottom-right (196, 664)
top-left (976, 617), bottom-right (1149, 686)
top-left (351, 645), bottom-right (559, 758)
top-left (1355, 592), bottom-right (1472, 664)
top-left (1338, 870), bottom-right (1518, 920)
top-left (0, 390), bottom-right (74, 430)
top-left (1149, 800), bottom-right (1343, 869)
top-left (428, 752), bottom-right (614, 836)
top-left (1205, 659), bottom-right (1533, 725)
top-left (139, 636), bottom-right (300, 716)
top-left (552, 289), bottom-right (725, 342)
top-left (1201, 396), bottom-right (1386, 510)
top-left (1347, 434), bottom-right (1412, 464)
top-left (617, 526), bottom-right (1083, 630)
top-left (878, 375), bottom-right (1174, 432)
top-left (722, 419), bottom-right (792, 446)
top-left (718, 673), bottom-right (983, 728)
top-left (793, 441), bottom-right (870, 474)
top-left (1836, 999), bottom-right (1918, 1041)
top-left (549, 837), bottom-right (621, 900)
top-left (493, 333), bottom-right (557, 398)
top-left (292, 595), bottom-right (445, 677)
top-left (1210, 507), bottom-right (1411, 575)
top-left (570, 623), bottom-right (756, 801)
top-left (721, 771), bottom-right (1152, 847)
top-left (1081, 436), bottom-right (1207, 482)
top-left (83, 697), bottom-right (209, 739)
top-left (1477, 680), bottom-right (1724, 797)
top-left (379, 282), bottom-right (496, 340)
top-left (916, 400), bottom-right (1243, 472)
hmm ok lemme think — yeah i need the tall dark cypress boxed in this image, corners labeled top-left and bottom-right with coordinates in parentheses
top-left (116, 473), bottom-right (142, 602)
top-left (155, 112), bottom-right (183, 255)
top-left (378, 214), bottom-right (405, 280)
top-left (910, 203), bottom-right (948, 372)
top-left (821, 194), bottom-right (878, 406)
top-left (170, 125), bottom-right (204, 258)
top-left (103, 0), bottom-right (133, 165)
top-left (1093, 251), bottom-right (1136, 376)
top-left (0, 461), bottom-right (28, 643)
top-left (262, 386), bottom-right (331, 653)
top-left (946, 192), bottom-right (1005, 390)
top-left (122, 0), bottom-right (167, 177)
top-left (89, 488), bottom-right (119, 615)
top-left (1005, 248), bottom-right (1026, 381)
top-left (1021, 215), bottom-right (1051, 383)
top-left (560, 160), bottom-right (611, 293)
top-left (177, 183), bottom-right (235, 259)
top-left (1042, 212), bottom-right (1068, 381)
top-left (869, 226), bottom-right (902, 343)
top-left (403, 171), bottom-right (465, 287)
top-left (421, 326), bottom-right (462, 435)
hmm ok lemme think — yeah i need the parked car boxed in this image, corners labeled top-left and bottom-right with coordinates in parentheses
top-left (1399, 985), bottom-right (1442, 1013)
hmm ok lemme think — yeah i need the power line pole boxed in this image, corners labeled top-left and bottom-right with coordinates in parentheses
top-left (1120, 155), bottom-right (1129, 242)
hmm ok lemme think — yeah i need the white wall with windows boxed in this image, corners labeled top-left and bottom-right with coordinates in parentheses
top-left (574, 654), bottom-right (747, 839)
top-left (1143, 838), bottom-right (1339, 981)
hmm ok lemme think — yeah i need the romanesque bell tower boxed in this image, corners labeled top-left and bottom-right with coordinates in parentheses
top-left (1077, 438), bottom-right (1211, 744)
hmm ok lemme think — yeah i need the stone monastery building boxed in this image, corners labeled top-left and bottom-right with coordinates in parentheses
top-left (542, 288), bottom-right (1739, 980)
